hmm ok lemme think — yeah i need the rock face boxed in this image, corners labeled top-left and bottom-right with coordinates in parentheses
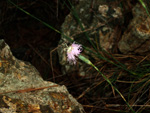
top-left (57, 0), bottom-right (123, 76)
top-left (0, 39), bottom-right (85, 113)
top-left (118, 3), bottom-right (150, 55)
top-left (58, 0), bottom-right (150, 77)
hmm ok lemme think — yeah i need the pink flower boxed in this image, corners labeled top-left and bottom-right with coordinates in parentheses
top-left (67, 42), bottom-right (82, 64)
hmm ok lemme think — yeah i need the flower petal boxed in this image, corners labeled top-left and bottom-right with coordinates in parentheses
top-left (67, 42), bottom-right (82, 64)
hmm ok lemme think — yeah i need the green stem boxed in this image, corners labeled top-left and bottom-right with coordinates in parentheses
top-left (139, 0), bottom-right (150, 17)
top-left (78, 55), bottom-right (135, 113)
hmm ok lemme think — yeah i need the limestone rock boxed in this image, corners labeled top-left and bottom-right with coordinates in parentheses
top-left (0, 39), bottom-right (85, 113)
top-left (118, 3), bottom-right (150, 55)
